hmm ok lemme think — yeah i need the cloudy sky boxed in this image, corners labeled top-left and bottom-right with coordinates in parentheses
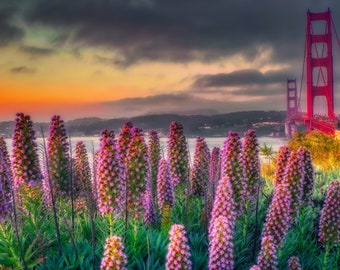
top-left (1, 0), bottom-right (340, 121)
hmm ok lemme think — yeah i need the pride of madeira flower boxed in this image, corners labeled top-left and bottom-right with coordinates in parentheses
top-left (100, 236), bottom-right (128, 270)
top-left (97, 130), bottom-right (124, 216)
top-left (0, 136), bottom-right (12, 219)
top-left (166, 224), bottom-right (192, 270)
top-left (319, 179), bottom-right (340, 247)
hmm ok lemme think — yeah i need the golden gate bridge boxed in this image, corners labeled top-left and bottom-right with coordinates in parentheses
top-left (285, 8), bottom-right (340, 138)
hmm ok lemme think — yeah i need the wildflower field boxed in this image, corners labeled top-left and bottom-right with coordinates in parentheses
top-left (0, 113), bottom-right (339, 269)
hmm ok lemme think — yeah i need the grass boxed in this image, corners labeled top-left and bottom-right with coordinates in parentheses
top-left (0, 170), bottom-right (339, 269)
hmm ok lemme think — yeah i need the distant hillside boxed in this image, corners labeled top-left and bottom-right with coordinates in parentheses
top-left (0, 111), bottom-right (286, 138)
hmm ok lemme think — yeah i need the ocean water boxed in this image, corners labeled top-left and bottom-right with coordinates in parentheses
top-left (4, 135), bottom-right (287, 165)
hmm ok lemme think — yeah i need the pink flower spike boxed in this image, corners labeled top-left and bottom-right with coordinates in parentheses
top-left (100, 235), bottom-right (128, 270)
top-left (166, 224), bottom-right (192, 270)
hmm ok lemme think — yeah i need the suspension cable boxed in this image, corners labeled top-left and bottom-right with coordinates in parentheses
top-left (331, 14), bottom-right (340, 47)
top-left (298, 33), bottom-right (306, 113)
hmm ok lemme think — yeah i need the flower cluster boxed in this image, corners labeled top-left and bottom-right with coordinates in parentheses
top-left (190, 137), bottom-right (210, 197)
top-left (221, 131), bottom-right (245, 214)
top-left (249, 266), bottom-right (261, 270)
top-left (143, 188), bottom-right (157, 226)
top-left (148, 130), bottom-right (161, 197)
top-left (47, 115), bottom-right (70, 197)
top-left (298, 146), bottom-right (314, 205)
top-left (12, 113), bottom-right (42, 192)
top-left (97, 130), bottom-right (124, 216)
top-left (125, 127), bottom-right (149, 219)
top-left (166, 224), bottom-right (192, 270)
top-left (0, 136), bottom-right (12, 219)
top-left (262, 182), bottom-right (292, 248)
top-left (288, 256), bottom-right (302, 270)
top-left (207, 147), bottom-right (221, 220)
top-left (208, 216), bottom-right (234, 270)
top-left (242, 129), bottom-right (260, 199)
top-left (283, 150), bottom-right (305, 218)
top-left (117, 121), bottom-right (134, 168)
top-left (73, 141), bottom-right (95, 210)
top-left (92, 150), bottom-right (100, 204)
top-left (209, 147), bottom-right (221, 189)
top-left (257, 235), bottom-right (278, 270)
top-left (100, 236), bottom-right (128, 270)
top-left (319, 179), bottom-right (340, 247)
top-left (274, 146), bottom-right (291, 186)
top-left (209, 175), bottom-right (236, 238)
top-left (167, 122), bottom-right (189, 186)
top-left (157, 159), bottom-right (174, 213)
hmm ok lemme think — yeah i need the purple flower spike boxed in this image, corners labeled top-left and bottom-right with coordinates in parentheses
top-left (190, 136), bottom-right (210, 197)
top-left (282, 150), bottom-right (305, 218)
top-left (100, 235), bottom-right (128, 270)
top-left (257, 235), bottom-right (278, 270)
top-left (117, 121), bottom-right (134, 167)
top-left (167, 122), bottom-right (189, 187)
top-left (288, 256), bottom-right (302, 270)
top-left (319, 180), bottom-right (340, 247)
top-left (166, 224), bottom-right (192, 270)
top-left (221, 131), bottom-right (245, 214)
top-left (208, 216), bottom-right (234, 270)
top-left (157, 159), bottom-right (174, 213)
top-left (209, 175), bottom-right (236, 239)
top-left (125, 127), bottom-right (149, 219)
top-left (0, 136), bottom-right (12, 219)
top-left (297, 146), bottom-right (314, 205)
top-left (209, 147), bottom-right (221, 189)
top-left (249, 266), bottom-right (261, 270)
top-left (12, 113), bottom-right (42, 193)
top-left (262, 182), bottom-right (292, 248)
top-left (148, 130), bottom-right (161, 197)
top-left (47, 115), bottom-right (70, 198)
top-left (243, 130), bottom-right (260, 199)
top-left (74, 141), bottom-right (96, 209)
top-left (143, 188), bottom-right (157, 226)
top-left (274, 146), bottom-right (291, 186)
top-left (97, 130), bottom-right (124, 216)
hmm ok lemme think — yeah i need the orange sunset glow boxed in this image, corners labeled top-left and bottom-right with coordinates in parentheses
top-left (1, 1), bottom-right (340, 122)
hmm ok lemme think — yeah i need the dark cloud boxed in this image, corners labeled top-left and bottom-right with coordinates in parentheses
top-left (10, 66), bottom-right (36, 74)
top-left (193, 69), bottom-right (293, 88)
top-left (0, 5), bottom-right (24, 45)
top-left (19, 45), bottom-right (56, 57)
top-left (23, 0), bottom-right (340, 66)
top-left (100, 93), bottom-right (285, 117)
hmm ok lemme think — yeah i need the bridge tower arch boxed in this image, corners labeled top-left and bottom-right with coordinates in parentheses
top-left (306, 9), bottom-right (335, 124)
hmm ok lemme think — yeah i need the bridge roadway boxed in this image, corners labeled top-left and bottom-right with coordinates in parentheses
top-left (287, 113), bottom-right (338, 135)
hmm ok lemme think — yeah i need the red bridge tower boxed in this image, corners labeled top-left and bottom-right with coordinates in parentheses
top-left (286, 9), bottom-right (338, 138)
top-left (306, 9), bottom-right (336, 126)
